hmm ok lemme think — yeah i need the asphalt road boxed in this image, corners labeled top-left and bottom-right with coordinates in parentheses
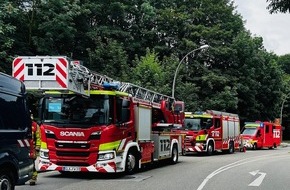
top-left (16, 145), bottom-right (290, 190)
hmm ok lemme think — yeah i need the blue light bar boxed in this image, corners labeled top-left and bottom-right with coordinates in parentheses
top-left (102, 82), bottom-right (120, 90)
top-left (194, 111), bottom-right (205, 115)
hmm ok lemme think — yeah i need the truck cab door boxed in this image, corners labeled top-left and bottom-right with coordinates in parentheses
top-left (264, 124), bottom-right (273, 147)
top-left (256, 129), bottom-right (263, 148)
top-left (116, 98), bottom-right (134, 140)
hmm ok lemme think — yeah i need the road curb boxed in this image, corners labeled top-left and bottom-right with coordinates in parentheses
top-left (280, 143), bottom-right (289, 147)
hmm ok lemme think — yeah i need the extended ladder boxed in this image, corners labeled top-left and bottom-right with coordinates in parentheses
top-left (87, 67), bottom-right (175, 105)
top-left (12, 56), bottom-right (175, 105)
top-left (206, 110), bottom-right (239, 117)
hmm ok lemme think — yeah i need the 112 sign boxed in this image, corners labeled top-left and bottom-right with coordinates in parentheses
top-left (25, 63), bottom-right (55, 77)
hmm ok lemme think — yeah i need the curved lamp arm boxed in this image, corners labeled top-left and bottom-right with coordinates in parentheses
top-left (171, 45), bottom-right (209, 98)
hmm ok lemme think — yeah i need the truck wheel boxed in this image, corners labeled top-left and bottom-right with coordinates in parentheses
top-left (207, 142), bottom-right (214, 156)
top-left (0, 168), bottom-right (15, 190)
top-left (170, 145), bottom-right (178, 164)
top-left (228, 141), bottom-right (235, 154)
top-left (253, 143), bottom-right (257, 150)
top-left (182, 148), bottom-right (187, 156)
top-left (125, 150), bottom-right (138, 175)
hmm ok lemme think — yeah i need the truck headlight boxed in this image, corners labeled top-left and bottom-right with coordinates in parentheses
top-left (40, 149), bottom-right (49, 159)
top-left (98, 152), bottom-right (114, 161)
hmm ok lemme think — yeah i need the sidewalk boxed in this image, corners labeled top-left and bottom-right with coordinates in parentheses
top-left (280, 142), bottom-right (289, 147)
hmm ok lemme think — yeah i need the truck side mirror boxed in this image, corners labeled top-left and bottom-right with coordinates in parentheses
top-left (121, 108), bottom-right (130, 123)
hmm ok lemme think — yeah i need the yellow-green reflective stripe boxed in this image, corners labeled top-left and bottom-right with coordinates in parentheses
top-left (44, 90), bottom-right (129, 96)
top-left (193, 115), bottom-right (212, 118)
top-left (196, 134), bottom-right (207, 141)
top-left (44, 91), bottom-right (75, 94)
top-left (99, 140), bottom-right (121, 151)
top-left (250, 140), bottom-right (258, 144)
top-left (40, 141), bottom-right (47, 149)
top-left (89, 90), bottom-right (129, 96)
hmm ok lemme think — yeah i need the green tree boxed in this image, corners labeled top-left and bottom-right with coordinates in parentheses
top-left (267, 0), bottom-right (290, 13)
top-left (31, 0), bottom-right (81, 55)
top-left (0, 2), bottom-right (17, 73)
top-left (0, 0), bottom-right (287, 125)
top-left (277, 54), bottom-right (290, 130)
top-left (131, 48), bottom-right (165, 92)
top-left (166, 0), bottom-right (243, 113)
top-left (87, 38), bottom-right (129, 81)
top-left (277, 54), bottom-right (290, 74)
top-left (231, 32), bottom-right (284, 121)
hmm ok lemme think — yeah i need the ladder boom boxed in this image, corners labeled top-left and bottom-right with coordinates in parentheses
top-left (12, 56), bottom-right (175, 105)
top-left (119, 82), bottom-right (175, 105)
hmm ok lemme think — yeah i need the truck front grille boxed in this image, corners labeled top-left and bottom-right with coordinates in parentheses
top-left (56, 162), bottom-right (90, 166)
top-left (55, 142), bottom-right (90, 149)
top-left (56, 151), bottom-right (90, 157)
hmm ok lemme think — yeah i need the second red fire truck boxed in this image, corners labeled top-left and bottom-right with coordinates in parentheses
top-left (12, 56), bottom-right (185, 174)
top-left (175, 110), bottom-right (240, 155)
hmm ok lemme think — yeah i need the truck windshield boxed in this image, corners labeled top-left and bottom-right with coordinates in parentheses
top-left (241, 128), bottom-right (257, 135)
top-left (184, 118), bottom-right (212, 130)
top-left (184, 118), bottom-right (201, 130)
top-left (42, 94), bottom-right (113, 126)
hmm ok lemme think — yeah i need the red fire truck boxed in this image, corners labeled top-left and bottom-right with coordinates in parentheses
top-left (176, 110), bottom-right (240, 155)
top-left (241, 121), bottom-right (282, 150)
top-left (12, 56), bottom-right (185, 174)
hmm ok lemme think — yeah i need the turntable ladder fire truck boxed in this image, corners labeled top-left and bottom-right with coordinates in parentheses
top-left (12, 56), bottom-right (185, 174)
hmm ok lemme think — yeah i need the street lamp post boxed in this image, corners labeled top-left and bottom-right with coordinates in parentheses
top-left (171, 44), bottom-right (209, 98)
top-left (280, 92), bottom-right (290, 125)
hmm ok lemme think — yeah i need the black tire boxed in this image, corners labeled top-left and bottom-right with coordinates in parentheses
top-left (0, 168), bottom-right (15, 190)
top-left (181, 148), bottom-right (186, 156)
top-left (207, 142), bottom-right (214, 156)
top-left (253, 143), bottom-right (257, 150)
top-left (125, 150), bottom-right (138, 175)
top-left (170, 145), bottom-right (178, 164)
top-left (228, 141), bottom-right (235, 154)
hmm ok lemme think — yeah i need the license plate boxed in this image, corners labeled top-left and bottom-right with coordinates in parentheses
top-left (63, 166), bottom-right (80, 172)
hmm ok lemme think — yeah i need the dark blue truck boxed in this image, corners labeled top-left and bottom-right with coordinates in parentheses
top-left (0, 72), bottom-right (34, 190)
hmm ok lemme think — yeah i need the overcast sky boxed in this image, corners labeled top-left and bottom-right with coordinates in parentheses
top-left (233, 0), bottom-right (290, 55)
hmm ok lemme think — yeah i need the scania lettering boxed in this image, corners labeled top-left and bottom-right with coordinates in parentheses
top-left (60, 131), bottom-right (85, 137)
top-left (12, 56), bottom-right (185, 174)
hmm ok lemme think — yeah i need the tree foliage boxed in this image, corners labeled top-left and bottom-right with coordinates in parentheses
top-left (0, 0), bottom-right (287, 124)
top-left (131, 48), bottom-right (165, 91)
top-left (0, 2), bottom-right (17, 72)
top-left (267, 0), bottom-right (290, 13)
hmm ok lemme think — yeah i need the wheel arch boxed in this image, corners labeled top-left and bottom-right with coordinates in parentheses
top-left (170, 138), bottom-right (180, 154)
top-left (0, 162), bottom-right (18, 186)
top-left (206, 138), bottom-right (215, 151)
top-left (120, 142), bottom-right (141, 172)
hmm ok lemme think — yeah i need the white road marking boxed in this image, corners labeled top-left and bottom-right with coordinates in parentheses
top-left (197, 153), bottom-right (288, 190)
top-left (249, 170), bottom-right (267, 186)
